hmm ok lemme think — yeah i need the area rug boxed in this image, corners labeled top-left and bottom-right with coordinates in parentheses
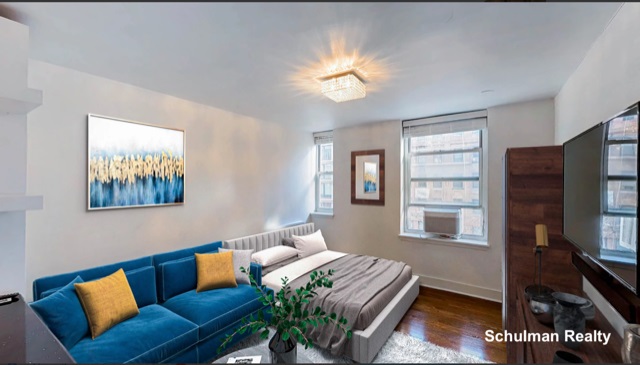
top-left (215, 331), bottom-right (492, 363)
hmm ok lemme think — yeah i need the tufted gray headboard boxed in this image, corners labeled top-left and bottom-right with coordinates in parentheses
top-left (223, 223), bottom-right (315, 252)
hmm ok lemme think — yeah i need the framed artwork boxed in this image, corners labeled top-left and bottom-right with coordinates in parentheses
top-left (87, 114), bottom-right (185, 210)
top-left (351, 149), bottom-right (385, 205)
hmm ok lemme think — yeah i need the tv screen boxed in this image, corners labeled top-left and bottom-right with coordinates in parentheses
top-left (563, 103), bottom-right (639, 293)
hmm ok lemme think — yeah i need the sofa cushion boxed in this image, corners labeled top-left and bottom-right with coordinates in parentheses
top-left (125, 266), bottom-right (157, 307)
top-left (74, 268), bottom-right (140, 339)
top-left (152, 242), bottom-right (222, 302)
top-left (30, 276), bottom-right (88, 349)
top-left (161, 285), bottom-right (266, 341)
top-left (159, 256), bottom-right (197, 302)
top-left (195, 252), bottom-right (237, 292)
top-left (40, 286), bottom-right (67, 299)
top-left (69, 304), bottom-right (198, 364)
top-left (33, 256), bottom-right (153, 301)
top-left (39, 266), bottom-right (156, 307)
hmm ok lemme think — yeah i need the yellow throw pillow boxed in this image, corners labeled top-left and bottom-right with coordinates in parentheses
top-left (74, 268), bottom-right (140, 339)
top-left (195, 251), bottom-right (237, 292)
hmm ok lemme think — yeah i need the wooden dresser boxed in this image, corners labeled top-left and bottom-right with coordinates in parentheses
top-left (513, 280), bottom-right (622, 363)
top-left (503, 146), bottom-right (622, 363)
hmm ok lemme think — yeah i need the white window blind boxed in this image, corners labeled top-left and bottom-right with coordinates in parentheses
top-left (314, 131), bottom-right (333, 145)
top-left (401, 110), bottom-right (488, 242)
top-left (403, 110), bottom-right (487, 138)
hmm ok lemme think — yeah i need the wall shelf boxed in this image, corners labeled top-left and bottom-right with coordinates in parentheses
top-left (0, 88), bottom-right (43, 115)
top-left (0, 195), bottom-right (43, 212)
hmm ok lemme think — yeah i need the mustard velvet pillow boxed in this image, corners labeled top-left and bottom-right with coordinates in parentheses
top-left (195, 251), bottom-right (237, 292)
top-left (74, 268), bottom-right (140, 339)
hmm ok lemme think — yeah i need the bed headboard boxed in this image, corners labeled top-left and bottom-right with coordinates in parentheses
top-left (224, 223), bottom-right (315, 252)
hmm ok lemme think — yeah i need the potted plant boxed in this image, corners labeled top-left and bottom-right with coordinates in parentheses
top-left (218, 267), bottom-right (352, 363)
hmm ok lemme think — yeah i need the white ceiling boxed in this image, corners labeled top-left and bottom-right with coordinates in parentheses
top-left (2, 2), bottom-right (622, 132)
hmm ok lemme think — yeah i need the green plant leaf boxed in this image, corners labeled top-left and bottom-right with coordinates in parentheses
top-left (260, 328), bottom-right (270, 340)
top-left (281, 331), bottom-right (290, 341)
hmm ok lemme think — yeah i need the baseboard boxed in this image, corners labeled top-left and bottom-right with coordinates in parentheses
top-left (417, 274), bottom-right (502, 303)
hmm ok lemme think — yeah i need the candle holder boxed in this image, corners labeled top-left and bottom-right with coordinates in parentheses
top-left (525, 224), bottom-right (554, 303)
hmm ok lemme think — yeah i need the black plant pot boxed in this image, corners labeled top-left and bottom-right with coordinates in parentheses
top-left (268, 332), bottom-right (297, 364)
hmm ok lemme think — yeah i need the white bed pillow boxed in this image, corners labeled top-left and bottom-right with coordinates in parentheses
top-left (292, 229), bottom-right (328, 258)
top-left (251, 245), bottom-right (299, 267)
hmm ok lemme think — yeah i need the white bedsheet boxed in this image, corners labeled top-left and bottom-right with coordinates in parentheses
top-left (262, 250), bottom-right (347, 291)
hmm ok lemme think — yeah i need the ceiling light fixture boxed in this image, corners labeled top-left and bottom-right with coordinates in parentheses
top-left (317, 70), bottom-right (366, 103)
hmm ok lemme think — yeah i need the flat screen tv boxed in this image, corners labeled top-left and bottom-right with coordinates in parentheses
top-left (563, 102), bottom-right (639, 295)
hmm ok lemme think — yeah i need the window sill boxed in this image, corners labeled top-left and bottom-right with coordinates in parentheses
top-left (310, 212), bottom-right (334, 217)
top-left (398, 233), bottom-right (489, 250)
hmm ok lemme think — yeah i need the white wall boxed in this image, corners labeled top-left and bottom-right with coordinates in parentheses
top-left (555, 3), bottom-right (639, 144)
top-left (313, 98), bottom-right (555, 302)
top-left (555, 3), bottom-right (640, 335)
top-left (25, 60), bottom-right (314, 299)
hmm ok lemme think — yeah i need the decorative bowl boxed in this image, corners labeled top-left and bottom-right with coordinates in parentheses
top-left (530, 294), bottom-right (556, 325)
top-left (524, 284), bottom-right (554, 302)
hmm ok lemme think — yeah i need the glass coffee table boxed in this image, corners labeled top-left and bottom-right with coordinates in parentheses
top-left (213, 342), bottom-right (312, 363)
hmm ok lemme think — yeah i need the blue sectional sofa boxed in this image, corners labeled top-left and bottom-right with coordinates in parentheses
top-left (31, 242), bottom-right (268, 363)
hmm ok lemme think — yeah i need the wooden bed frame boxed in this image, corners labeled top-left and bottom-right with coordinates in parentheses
top-left (224, 223), bottom-right (420, 363)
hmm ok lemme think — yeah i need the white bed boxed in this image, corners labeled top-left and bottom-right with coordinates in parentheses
top-left (224, 223), bottom-right (420, 363)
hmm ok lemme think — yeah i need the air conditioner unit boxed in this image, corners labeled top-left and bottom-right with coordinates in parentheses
top-left (423, 208), bottom-right (462, 239)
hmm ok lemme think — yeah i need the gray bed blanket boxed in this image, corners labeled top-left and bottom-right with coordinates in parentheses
top-left (287, 254), bottom-right (407, 356)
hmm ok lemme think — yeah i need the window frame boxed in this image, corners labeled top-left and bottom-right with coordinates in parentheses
top-left (402, 129), bottom-right (488, 242)
top-left (315, 142), bottom-right (333, 214)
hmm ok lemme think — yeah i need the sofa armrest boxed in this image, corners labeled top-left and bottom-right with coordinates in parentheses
top-left (250, 262), bottom-right (262, 287)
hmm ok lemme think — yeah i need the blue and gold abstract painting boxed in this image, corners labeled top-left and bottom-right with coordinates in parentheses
top-left (363, 162), bottom-right (377, 193)
top-left (88, 114), bottom-right (185, 210)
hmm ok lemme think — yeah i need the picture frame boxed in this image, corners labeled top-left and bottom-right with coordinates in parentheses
top-left (351, 149), bottom-right (385, 206)
top-left (87, 114), bottom-right (185, 210)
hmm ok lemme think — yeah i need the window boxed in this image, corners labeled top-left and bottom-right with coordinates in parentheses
top-left (402, 110), bottom-right (487, 241)
top-left (314, 131), bottom-right (333, 213)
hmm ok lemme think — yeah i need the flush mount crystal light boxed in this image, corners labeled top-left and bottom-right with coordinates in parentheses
top-left (318, 71), bottom-right (366, 103)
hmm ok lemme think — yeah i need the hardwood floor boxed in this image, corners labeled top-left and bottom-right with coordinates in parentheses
top-left (395, 286), bottom-right (507, 363)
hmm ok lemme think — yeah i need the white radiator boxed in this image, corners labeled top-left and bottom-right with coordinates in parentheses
top-left (423, 208), bottom-right (462, 238)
